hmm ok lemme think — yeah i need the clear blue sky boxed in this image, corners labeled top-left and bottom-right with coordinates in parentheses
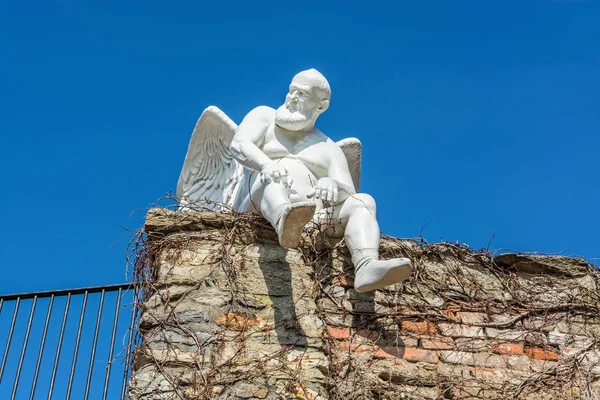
top-left (1, 0), bottom-right (599, 294)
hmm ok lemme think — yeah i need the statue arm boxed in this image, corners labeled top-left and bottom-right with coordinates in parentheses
top-left (311, 143), bottom-right (356, 204)
top-left (230, 106), bottom-right (275, 172)
top-left (329, 145), bottom-right (356, 190)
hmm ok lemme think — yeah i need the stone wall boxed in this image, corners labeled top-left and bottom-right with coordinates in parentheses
top-left (129, 209), bottom-right (600, 399)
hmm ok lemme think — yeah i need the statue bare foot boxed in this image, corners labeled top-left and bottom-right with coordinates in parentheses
top-left (276, 202), bottom-right (316, 248)
top-left (354, 257), bottom-right (412, 292)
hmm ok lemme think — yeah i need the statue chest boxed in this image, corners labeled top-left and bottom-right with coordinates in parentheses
top-left (262, 125), bottom-right (329, 178)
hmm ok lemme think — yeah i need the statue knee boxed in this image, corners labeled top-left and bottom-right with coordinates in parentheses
top-left (350, 193), bottom-right (376, 214)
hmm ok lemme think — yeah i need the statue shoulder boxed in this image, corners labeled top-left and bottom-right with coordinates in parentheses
top-left (241, 106), bottom-right (276, 127)
top-left (324, 137), bottom-right (345, 154)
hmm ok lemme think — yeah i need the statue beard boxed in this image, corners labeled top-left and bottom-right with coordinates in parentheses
top-left (274, 104), bottom-right (315, 131)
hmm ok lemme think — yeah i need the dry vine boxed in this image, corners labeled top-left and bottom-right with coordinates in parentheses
top-left (124, 200), bottom-right (600, 400)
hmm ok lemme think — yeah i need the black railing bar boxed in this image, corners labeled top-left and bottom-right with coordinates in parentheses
top-left (0, 283), bottom-right (132, 301)
top-left (11, 296), bottom-right (37, 400)
top-left (83, 289), bottom-right (105, 400)
top-left (0, 298), bottom-right (3, 313)
top-left (120, 300), bottom-right (137, 400)
top-left (48, 293), bottom-right (71, 400)
top-left (66, 290), bottom-right (88, 400)
top-left (29, 294), bottom-right (54, 400)
top-left (0, 297), bottom-right (20, 384)
top-left (102, 288), bottom-right (122, 400)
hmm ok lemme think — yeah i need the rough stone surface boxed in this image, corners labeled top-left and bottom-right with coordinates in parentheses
top-left (494, 253), bottom-right (589, 277)
top-left (129, 209), bottom-right (600, 399)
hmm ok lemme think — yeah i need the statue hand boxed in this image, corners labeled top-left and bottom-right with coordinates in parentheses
top-left (307, 178), bottom-right (339, 203)
top-left (260, 162), bottom-right (290, 187)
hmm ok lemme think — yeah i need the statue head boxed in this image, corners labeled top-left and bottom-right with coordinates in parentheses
top-left (275, 69), bottom-right (331, 132)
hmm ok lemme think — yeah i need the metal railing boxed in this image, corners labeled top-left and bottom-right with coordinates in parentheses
top-left (0, 283), bottom-right (137, 400)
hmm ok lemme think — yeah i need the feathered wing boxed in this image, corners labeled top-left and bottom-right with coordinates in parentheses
top-left (337, 137), bottom-right (362, 192)
top-left (177, 106), bottom-right (244, 211)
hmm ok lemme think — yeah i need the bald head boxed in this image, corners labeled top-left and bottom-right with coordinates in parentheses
top-left (275, 68), bottom-right (331, 132)
top-left (292, 69), bottom-right (331, 101)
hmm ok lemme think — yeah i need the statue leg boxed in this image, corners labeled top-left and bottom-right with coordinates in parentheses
top-left (333, 193), bottom-right (411, 292)
top-left (244, 177), bottom-right (315, 248)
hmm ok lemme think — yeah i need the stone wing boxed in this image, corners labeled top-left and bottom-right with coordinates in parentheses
top-left (337, 137), bottom-right (362, 192)
top-left (177, 106), bottom-right (244, 211)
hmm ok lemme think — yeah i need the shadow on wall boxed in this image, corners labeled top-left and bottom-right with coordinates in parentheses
top-left (350, 290), bottom-right (406, 358)
top-left (257, 245), bottom-right (308, 347)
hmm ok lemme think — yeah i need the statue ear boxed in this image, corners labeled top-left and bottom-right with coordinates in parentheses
top-left (318, 99), bottom-right (329, 113)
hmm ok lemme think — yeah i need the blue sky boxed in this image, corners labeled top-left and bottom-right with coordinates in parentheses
top-left (1, 0), bottom-right (599, 295)
top-left (0, 2), bottom-right (598, 397)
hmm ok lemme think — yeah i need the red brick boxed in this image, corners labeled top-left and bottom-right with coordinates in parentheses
top-left (355, 329), bottom-right (380, 342)
top-left (398, 307), bottom-right (421, 316)
top-left (374, 346), bottom-right (439, 364)
top-left (326, 326), bottom-right (350, 340)
top-left (525, 348), bottom-right (559, 361)
top-left (421, 337), bottom-right (454, 350)
top-left (334, 341), bottom-right (373, 355)
top-left (492, 343), bottom-right (524, 355)
top-left (337, 274), bottom-right (354, 288)
top-left (440, 309), bottom-right (457, 319)
top-left (401, 321), bottom-right (437, 335)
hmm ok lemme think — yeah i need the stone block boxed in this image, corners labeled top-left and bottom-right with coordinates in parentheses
top-left (421, 337), bottom-right (454, 350)
top-left (494, 254), bottom-right (589, 277)
top-left (555, 320), bottom-right (600, 337)
top-left (439, 323), bottom-right (485, 338)
top-left (470, 367), bottom-right (508, 382)
top-left (439, 351), bottom-right (508, 369)
top-left (457, 311), bottom-right (488, 325)
top-left (238, 242), bottom-right (305, 265)
top-left (523, 316), bottom-right (556, 332)
top-left (129, 364), bottom-right (177, 399)
top-left (371, 333), bottom-right (420, 348)
top-left (234, 383), bottom-right (269, 399)
top-left (439, 351), bottom-right (476, 366)
top-left (547, 330), bottom-right (590, 347)
top-left (372, 385), bottom-right (438, 400)
top-left (454, 338), bottom-right (491, 352)
top-left (373, 359), bottom-right (438, 386)
top-left (443, 381), bottom-right (503, 399)
top-left (504, 355), bottom-right (533, 371)
top-left (486, 328), bottom-right (547, 345)
top-left (490, 313), bottom-right (522, 326)
top-left (437, 362), bottom-right (471, 379)
top-left (529, 358), bottom-right (558, 373)
top-left (216, 312), bottom-right (266, 331)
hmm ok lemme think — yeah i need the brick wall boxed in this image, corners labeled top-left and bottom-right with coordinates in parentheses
top-left (130, 209), bottom-right (600, 399)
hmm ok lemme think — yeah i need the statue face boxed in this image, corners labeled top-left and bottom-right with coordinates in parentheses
top-left (275, 75), bottom-right (326, 132)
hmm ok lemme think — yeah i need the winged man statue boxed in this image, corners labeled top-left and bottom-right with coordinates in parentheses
top-left (177, 69), bottom-right (411, 292)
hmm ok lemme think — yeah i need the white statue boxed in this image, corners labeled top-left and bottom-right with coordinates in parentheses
top-left (177, 69), bottom-right (411, 292)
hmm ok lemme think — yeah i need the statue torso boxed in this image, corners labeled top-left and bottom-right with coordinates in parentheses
top-left (262, 123), bottom-right (332, 179)
top-left (259, 123), bottom-right (334, 202)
